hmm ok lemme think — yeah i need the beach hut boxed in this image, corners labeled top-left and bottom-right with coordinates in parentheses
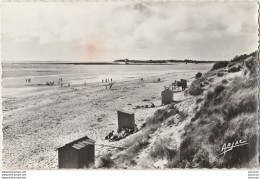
top-left (161, 88), bottom-right (173, 105)
top-left (117, 110), bottom-right (135, 132)
top-left (58, 136), bottom-right (95, 169)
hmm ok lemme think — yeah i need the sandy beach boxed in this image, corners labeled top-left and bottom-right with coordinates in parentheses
top-left (2, 65), bottom-right (212, 169)
top-left (2, 1), bottom-right (258, 171)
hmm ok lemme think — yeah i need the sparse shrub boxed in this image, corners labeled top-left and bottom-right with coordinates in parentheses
top-left (226, 77), bottom-right (256, 95)
top-left (186, 81), bottom-right (204, 96)
top-left (214, 85), bottom-right (225, 96)
top-left (179, 136), bottom-right (199, 163)
top-left (149, 138), bottom-right (177, 160)
top-left (166, 153), bottom-right (181, 168)
top-left (222, 94), bottom-right (256, 121)
top-left (179, 111), bottom-right (188, 121)
top-left (191, 117), bottom-right (197, 122)
top-left (208, 134), bottom-right (215, 144)
top-left (228, 63), bottom-right (236, 67)
top-left (116, 136), bottom-right (149, 166)
top-left (244, 57), bottom-right (258, 78)
top-left (222, 79), bottom-right (229, 84)
top-left (195, 72), bottom-right (202, 79)
top-left (228, 65), bottom-right (241, 73)
top-left (208, 78), bottom-right (214, 82)
top-left (211, 61), bottom-right (229, 71)
top-left (166, 117), bottom-right (175, 126)
top-left (193, 149), bottom-right (210, 168)
top-left (205, 90), bottom-right (215, 102)
top-left (196, 98), bottom-right (203, 104)
top-left (146, 106), bottom-right (178, 126)
top-left (217, 72), bottom-right (224, 77)
top-left (186, 70), bottom-right (217, 96)
top-left (98, 155), bottom-right (115, 168)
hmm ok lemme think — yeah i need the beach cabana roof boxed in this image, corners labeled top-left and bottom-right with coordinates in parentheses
top-left (58, 136), bottom-right (95, 150)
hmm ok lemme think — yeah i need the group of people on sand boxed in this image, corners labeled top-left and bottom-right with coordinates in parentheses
top-left (25, 78), bottom-right (31, 83)
top-left (58, 78), bottom-right (86, 88)
top-left (46, 81), bottom-right (55, 86)
top-left (102, 78), bottom-right (113, 83)
top-left (105, 124), bottom-right (138, 142)
top-left (102, 78), bottom-right (114, 89)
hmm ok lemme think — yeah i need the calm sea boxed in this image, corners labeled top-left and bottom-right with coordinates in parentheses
top-left (1, 63), bottom-right (213, 97)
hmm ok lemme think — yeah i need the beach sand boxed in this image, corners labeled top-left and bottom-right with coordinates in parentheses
top-left (2, 70), bottom-right (207, 169)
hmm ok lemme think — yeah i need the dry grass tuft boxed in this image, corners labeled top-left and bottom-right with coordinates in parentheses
top-left (149, 138), bottom-right (177, 160)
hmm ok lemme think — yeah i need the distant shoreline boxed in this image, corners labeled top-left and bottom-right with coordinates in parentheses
top-left (2, 61), bottom-right (217, 65)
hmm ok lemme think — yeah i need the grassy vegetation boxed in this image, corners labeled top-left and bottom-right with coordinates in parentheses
top-left (211, 61), bottom-right (229, 71)
top-left (228, 65), bottom-right (241, 73)
top-left (107, 103), bottom-right (187, 168)
top-left (186, 80), bottom-right (204, 96)
top-left (176, 53), bottom-right (258, 168)
top-left (195, 72), bottom-right (202, 79)
top-left (97, 154), bottom-right (115, 168)
top-left (185, 70), bottom-right (216, 96)
top-left (99, 51), bottom-right (258, 169)
top-left (113, 135), bottom-right (150, 167)
top-left (149, 138), bottom-right (177, 160)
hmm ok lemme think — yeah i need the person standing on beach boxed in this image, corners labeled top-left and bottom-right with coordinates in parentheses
top-left (26, 79), bottom-right (27, 83)
top-left (111, 78), bottom-right (112, 82)
top-left (106, 79), bottom-right (107, 83)
top-left (102, 79), bottom-right (104, 83)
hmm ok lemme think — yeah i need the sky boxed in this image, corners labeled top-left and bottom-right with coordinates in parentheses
top-left (1, 1), bottom-right (259, 62)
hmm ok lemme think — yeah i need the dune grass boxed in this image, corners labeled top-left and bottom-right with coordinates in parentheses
top-left (175, 52), bottom-right (258, 168)
top-left (149, 138), bottom-right (177, 160)
top-left (178, 74), bottom-right (258, 168)
top-left (108, 103), bottom-right (187, 168)
top-left (99, 52), bottom-right (258, 169)
top-left (211, 61), bottom-right (229, 71)
top-left (185, 70), bottom-right (216, 96)
top-left (97, 154), bottom-right (115, 168)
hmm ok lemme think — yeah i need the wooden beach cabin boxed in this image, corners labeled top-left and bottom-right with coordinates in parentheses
top-left (117, 110), bottom-right (135, 132)
top-left (161, 88), bottom-right (174, 105)
top-left (58, 136), bottom-right (95, 169)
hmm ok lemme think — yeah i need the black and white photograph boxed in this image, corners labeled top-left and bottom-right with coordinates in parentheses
top-left (1, 1), bottom-right (259, 170)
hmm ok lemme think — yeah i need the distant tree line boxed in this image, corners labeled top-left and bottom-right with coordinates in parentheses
top-left (115, 50), bottom-right (258, 65)
top-left (114, 58), bottom-right (220, 64)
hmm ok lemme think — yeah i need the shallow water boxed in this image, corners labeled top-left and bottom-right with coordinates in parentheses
top-left (2, 63), bottom-right (213, 97)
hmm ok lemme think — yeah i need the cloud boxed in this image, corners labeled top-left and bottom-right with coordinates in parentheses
top-left (2, 1), bottom-right (258, 61)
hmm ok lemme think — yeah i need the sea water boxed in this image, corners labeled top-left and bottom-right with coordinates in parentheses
top-left (1, 63), bottom-right (213, 97)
